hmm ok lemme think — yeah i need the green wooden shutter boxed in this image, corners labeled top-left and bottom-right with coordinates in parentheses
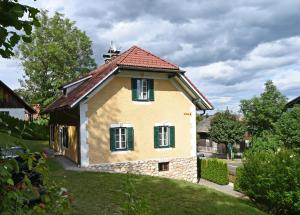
top-left (127, 127), bottom-right (134, 150)
top-left (148, 79), bottom-right (154, 101)
top-left (110, 128), bottom-right (116, 151)
top-left (131, 78), bottom-right (138, 101)
top-left (170, 126), bottom-right (175, 148)
top-left (154, 126), bottom-right (159, 148)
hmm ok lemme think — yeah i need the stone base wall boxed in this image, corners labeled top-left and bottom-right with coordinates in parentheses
top-left (88, 157), bottom-right (197, 183)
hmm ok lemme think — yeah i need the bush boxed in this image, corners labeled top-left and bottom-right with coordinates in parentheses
top-left (250, 132), bottom-right (282, 153)
top-left (275, 105), bottom-right (300, 149)
top-left (233, 167), bottom-right (243, 192)
top-left (200, 159), bottom-right (229, 185)
top-left (236, 149), bottom-right (300, 215)
top-left (0, 146), bottom-right (71, 214)
top-left (0, 113), bottom-right (48, 140)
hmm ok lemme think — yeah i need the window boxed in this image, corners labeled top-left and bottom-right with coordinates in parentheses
top-left (110, 126), bottom-right (134, 151)
top-left (158, 162), bottom-right (169, 171)
top-left (132, 78), bottom-right (154, 101)
top-left (115, 127), bottom-right (127, 149)
top-left (50, 125), bottom-right (55, 145)
top-left (62, 126), bottom-right (68, 148)
top-left (154, 125), bottom-right (175, 148)
top-left (159, 126), bottom-right (169, 147)
top-left (137, 79), bottom-right (148, 100)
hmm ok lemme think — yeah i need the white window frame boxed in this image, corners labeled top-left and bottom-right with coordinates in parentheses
top-left (137, 79), bottom-right (148, 100)
top-left (115, 127), bottom-right (127, 150)
top-left (159, 126), bottom-right (170, 147)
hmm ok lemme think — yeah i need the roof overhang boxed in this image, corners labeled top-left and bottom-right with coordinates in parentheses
top-left (173, 74), bottom-right (213, 110)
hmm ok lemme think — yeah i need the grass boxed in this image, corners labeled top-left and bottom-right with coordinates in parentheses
top-left (0, 132), bottom-right (266, 215)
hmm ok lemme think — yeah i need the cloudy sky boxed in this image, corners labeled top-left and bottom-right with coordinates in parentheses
top-left (1, 0), bottom-right (300, 112)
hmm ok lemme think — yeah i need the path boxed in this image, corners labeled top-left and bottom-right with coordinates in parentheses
top-left (198, 178), bottom-right (247, 199)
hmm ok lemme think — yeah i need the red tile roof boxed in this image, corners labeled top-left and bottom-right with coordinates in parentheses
top-left (44, 46), bottom-right (179, 113)
top-left (43, 45), bottom-right (212, 113)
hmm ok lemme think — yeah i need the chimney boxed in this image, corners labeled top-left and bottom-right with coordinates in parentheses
top-left (103, 41), bottom-right (121, 63)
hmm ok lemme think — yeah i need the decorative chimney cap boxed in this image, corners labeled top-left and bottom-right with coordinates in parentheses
top-left (103, 41), bottom-right (121, 63)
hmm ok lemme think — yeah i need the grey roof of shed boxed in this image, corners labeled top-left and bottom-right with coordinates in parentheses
top-left (196, 116), bottom-right (214, 133)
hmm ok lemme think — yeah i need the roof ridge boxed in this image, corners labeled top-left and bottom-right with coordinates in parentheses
top-left (117, 46), bottom-right (138, 65)
top-left (131, 45), bottom-right (179, 69)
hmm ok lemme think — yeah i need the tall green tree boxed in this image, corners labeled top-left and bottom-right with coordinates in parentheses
top-left (18, 11), bottom-right (96, 108)
top-left (0, 0), bottom-right (40, 58)
top-left (209, 110), bottom-right (246, 159)
top-left (240, 80), bottom-right (287, 137)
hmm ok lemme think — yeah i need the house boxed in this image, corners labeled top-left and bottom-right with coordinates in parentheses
top-left (0, 81), bottom-right (36, 121)
top-left (197, 116), bottom-right (226, 156)
top-left (286, 96), bottom-right (300, 110)
top-left (197, 115), bottom-right (247, 157)
top-left (43, 46), bottom-right (213, 182)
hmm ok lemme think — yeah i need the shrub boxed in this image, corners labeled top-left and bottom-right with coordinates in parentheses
top-left (200, 159), bottom-right (229, 185)
top-left (233, 167), bottom-right (243, 192)
top-left (275, 105), bottom-right (300, 149)
top-left (250, 132), bottom-right (282, 153)
top-left (0, 113), bottom-right (48, 140)
top-left (236, 149), bottom-right (300, 215)
top-left (0, 146), bottom-right (71, 214)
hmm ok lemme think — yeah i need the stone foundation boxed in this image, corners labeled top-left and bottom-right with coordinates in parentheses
top-left (88, 157), bottom-right (197, 183)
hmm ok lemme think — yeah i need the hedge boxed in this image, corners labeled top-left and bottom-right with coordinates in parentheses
top-left (0, 113), bottom-right (48, 140)
top-left (200, 158), bottom-right (229, 185)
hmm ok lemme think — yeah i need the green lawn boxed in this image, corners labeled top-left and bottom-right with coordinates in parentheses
top-left (0, 132), bottom-right (266, 215)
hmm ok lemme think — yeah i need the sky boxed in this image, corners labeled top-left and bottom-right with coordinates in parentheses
top-left (1, 0), bottom-right (300, 112)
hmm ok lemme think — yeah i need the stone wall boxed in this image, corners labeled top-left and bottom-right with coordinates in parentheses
top-left (88, 156), bottom-right (197, 183)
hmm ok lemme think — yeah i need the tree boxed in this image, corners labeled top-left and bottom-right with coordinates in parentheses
top-left (275, 105), bottom-right (300, 149)
top-left (240, 80), bottom-right (287, 137)
top-left (0, 0), bottom-right (40, 58)
top-left (18, 11), bottom-right (96, 108)
top-left (209, 110), bottom-right (246, 159)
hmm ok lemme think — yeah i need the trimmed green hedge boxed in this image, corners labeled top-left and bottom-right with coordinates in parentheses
top-left (200, 158), bottom-right (229, 185)
top-left (0, 113), bottom-right (48, 140)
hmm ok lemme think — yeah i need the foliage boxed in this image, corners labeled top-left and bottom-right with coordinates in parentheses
top-left (0, 0), bottom-right (40, 58)
top-left (236, 149), bottom-right (300, 215)
top-left (0, 147), bottom-right (71, 214)
top-left (122, 173), bottom-right (150, 215)
top-left (18, 10), bottom-right (96, 108)
top-left (196, 114), bottom-right (204, 123)
top-left (233, 167), bottom-right (243, 192)
top-left (197, 157), bottom-right (201, 178)
top-left (275, 105), bottom-right (300, 149)
top-left (250, 132), bottom-right (282, 153)
top-left (240, 80), bottom-right (287, 137)
top-left (200, 159), bottom-right (229, 185)
top-left (209, 110), bottom-right (246, 158)
top-left (0, 112), bottom-right (48, 140)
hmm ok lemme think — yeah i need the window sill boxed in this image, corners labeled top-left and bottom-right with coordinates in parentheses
top-left (133, 101), bottom-right (153, 105)
top-left (111, 150), bottom-right (133, 154)
top-left (155, 147), bottom-right (174, 151)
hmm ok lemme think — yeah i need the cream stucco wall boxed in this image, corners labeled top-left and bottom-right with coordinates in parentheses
top-left (87, 74), bottom-right (196, 164)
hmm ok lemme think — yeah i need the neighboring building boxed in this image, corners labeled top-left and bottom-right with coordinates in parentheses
top-left (197, 116), bottom-right (226, 155)
top-left (286, 96), bottom-right (300, 110)
top-left (0, 81), bottom-right (35, 121)
top-left (197, 115), bottom-right (247, 157)
top-left (43, 46), bottom-right (213, 182)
